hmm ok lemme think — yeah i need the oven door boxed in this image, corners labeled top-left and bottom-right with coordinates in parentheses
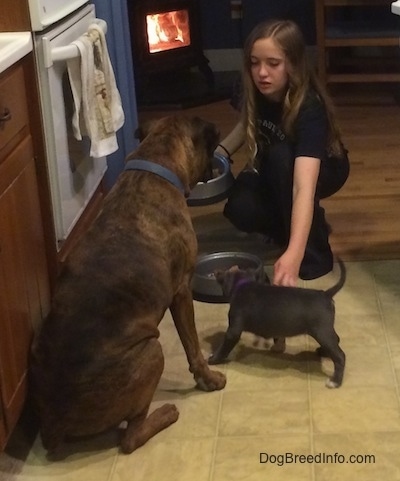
top-left (34, 3), bottom-right (108, 250)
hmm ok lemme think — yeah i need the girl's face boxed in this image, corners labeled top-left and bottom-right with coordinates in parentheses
top-left (250, 37), bottom-right (289, 101)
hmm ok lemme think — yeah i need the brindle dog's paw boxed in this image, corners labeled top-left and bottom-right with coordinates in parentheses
top-left (196, 369), bottom-right (226, 391)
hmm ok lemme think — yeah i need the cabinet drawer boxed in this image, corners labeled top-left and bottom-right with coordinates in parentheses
top-left (0, 64), bottom-right (29, 155)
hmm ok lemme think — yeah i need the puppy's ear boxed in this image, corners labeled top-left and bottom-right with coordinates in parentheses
top-left (245, 267), bottom-right (259, 281)
top-left (214, 270), bottom-right (225, 284)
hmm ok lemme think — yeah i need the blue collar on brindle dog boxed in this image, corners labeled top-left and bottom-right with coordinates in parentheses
top-left (124, 159), bottom-right (186, 196)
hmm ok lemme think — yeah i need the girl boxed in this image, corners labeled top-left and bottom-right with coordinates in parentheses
top-left (216, 19), bottom-right (349, 286)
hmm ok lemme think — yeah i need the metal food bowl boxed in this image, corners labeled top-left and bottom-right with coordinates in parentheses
top-left (192, 251), bottom-right (264, 303)
top-left (187, 153), bottom-right (234, 206)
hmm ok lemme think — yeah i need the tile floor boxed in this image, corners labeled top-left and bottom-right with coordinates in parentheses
top-left (1, 259), bottom-right (400, 481)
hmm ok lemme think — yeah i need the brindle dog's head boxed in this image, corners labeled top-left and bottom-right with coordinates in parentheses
top-left (132, 115), bottom-right (220, 195)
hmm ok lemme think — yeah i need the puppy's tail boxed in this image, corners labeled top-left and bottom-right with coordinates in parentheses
top-left (324, 258), bottom-right (346, 298)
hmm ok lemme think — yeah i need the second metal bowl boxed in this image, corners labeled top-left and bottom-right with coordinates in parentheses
top-left (192, 251), bottom-right (264, 303)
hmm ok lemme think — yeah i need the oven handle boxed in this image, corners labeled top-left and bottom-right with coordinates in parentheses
top-left (42, 18), bottom-right (108, 68)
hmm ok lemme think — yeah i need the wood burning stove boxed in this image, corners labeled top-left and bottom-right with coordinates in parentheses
top-left (126, 0), bottom-right (223, 108)
top-left (128, 0), bottom-right (213, 87)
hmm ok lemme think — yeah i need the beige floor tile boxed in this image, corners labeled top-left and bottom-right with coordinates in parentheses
top-left (302, 261), bottom-right (346, 291)
top-left (212, 434), bottom-right (312, 481)
top-left (311, 386), bottom-right (400, 434)
top-left (112, 438), bottom-right (215, 481)
top-left (334, 287), bottom-right (380, 318)
top-left (157, 351), bottom-right (203, 390)
top-left (16, 435), bottom-right (118, 481)
top-left (159, 301), bottom-right (230, 357)
top-left (313, 432), bottom-right (400, 481)
top-left (150, 388), bottom-right (222, 439)
top-left (310, 344), bottom-right (394, 388)
top-left (337, 261), bottom-right (381, 286)
top-left (388, 345), bottom-right (400, 388)
top-left (219, 389), bottom-right (310, 437)
top-left (369, 259), bottom-right (400, 281)
top-left (156, 349), bottom-right (227, 392)
top-left (223, 340), bottom-right (316, 393)
top-left (377, 284), bottom-right (400, 346)
top-left (0, 452), bottom-right (25, 480)
top-left (331, 314), bottom-right (386, 347)
top-left (3, 260), bottom-right (400, 481)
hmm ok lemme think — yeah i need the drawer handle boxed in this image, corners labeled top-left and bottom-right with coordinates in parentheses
top-left (0, 108), bottom-right (11, 123)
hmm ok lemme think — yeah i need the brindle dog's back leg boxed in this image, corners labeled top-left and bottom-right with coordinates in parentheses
top-left (120, 338), bottom-right (179, 454)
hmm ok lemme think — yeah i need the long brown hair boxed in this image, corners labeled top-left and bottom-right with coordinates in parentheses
top-left (241, 19), bottom-right (343, 160)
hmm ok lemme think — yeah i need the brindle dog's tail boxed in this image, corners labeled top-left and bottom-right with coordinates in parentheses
top-left (324, 258), bottom-right (346, 298)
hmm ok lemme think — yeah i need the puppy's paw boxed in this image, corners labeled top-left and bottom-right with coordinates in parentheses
top-left (325, 378), bottom-right (341, 389)
top-left (252, 335), bottom-right (269, 349)
top-left (270, 337), bottom-right (286, 353)
top-left (208, 354), bottom-right (225, 365)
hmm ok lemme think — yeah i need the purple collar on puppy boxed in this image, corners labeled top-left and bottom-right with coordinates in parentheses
top-left (233, 277), bottom-right (254, 295)
top-left (125, 159), bottom-right (186, 196)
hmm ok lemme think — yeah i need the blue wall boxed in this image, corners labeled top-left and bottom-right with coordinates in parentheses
top-left (93, 0), bottom-right (139, 189)
top-left (200, 0), bottom-right (242, 49)
top-left (199, 0), bottom-right (317, 47)
top-left (199, 0), bottom-right (397, 49)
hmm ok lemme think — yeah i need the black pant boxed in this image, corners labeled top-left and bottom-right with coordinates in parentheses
top-left (223, 142), bottom-right (350, 279)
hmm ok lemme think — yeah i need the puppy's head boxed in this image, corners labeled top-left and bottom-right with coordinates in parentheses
top-left (214, 265), bottom-right (268, 298)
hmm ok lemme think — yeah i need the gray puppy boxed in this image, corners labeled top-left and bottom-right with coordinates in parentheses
top-left (209, 260), bottom-right (346, 388)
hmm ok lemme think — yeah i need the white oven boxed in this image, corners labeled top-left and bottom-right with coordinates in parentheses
top-left (392, 1), bottom-right (400, 15)
top-left (28, 0), bottom-right (89, 31)
top-left (31, 1), bottom-right (109, 250)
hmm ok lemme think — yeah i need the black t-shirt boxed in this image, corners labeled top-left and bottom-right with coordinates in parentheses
top-left (255, 89), bottom-right (329, 161)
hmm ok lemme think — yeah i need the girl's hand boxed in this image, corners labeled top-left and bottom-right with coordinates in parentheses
top-left (273, 250), bottom-right (302, 287)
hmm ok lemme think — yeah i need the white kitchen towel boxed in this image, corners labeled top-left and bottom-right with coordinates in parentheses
top-left (67, 23), bottom-right (125, 158)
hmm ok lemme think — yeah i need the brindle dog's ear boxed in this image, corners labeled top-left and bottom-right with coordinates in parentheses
top-left (134, 126), bottom-right (145, 142)
top-left (134, 120), bottom-right (156, 142)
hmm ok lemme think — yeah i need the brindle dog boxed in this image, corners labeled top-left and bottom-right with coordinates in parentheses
top-left (30, 115), bottom-right (226, 455)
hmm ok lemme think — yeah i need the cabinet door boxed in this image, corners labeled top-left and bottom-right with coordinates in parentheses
top-left (0, 136), bottom-right (49, 441)
top-left (0, 396), bottom-right (6, 449)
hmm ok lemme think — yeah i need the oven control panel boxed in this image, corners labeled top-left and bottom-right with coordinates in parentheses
top-left (28, 0), bottom-right (89, 31)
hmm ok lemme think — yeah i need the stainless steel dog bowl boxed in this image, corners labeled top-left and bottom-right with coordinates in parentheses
top-left (192, 251), bottom-right (264, 303)
top-left (187, 153), bottom-right (234, 206)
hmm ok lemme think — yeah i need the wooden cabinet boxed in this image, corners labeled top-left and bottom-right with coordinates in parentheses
top-left (0, 2), bottom-right (30, 31)
top-left (315, 0), bottom-right (400, 85)
top-left (0, 59), bottom-right (51, 450)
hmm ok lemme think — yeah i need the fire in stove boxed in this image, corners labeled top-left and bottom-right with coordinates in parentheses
top-left (146, 9), bottom-right (191, 53)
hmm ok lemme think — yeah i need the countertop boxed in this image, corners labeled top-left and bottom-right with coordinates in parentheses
top-left (0, 32), bottom-right (32, 75)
